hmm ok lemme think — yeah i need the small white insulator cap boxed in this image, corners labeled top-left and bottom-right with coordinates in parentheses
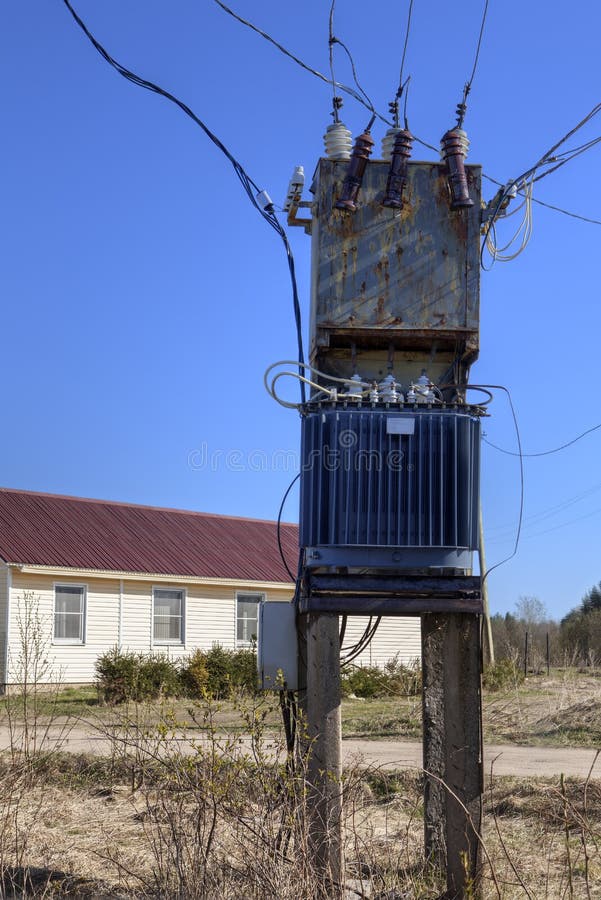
top-left (381, 126), bottom-right (402, 161)
top-left (283, 165), bottom-right (305, 212)
top-left (346, 373), bottom-right (364, 397)
top-left (324, 121), bottom-right (353, 160)
top-left (417, 370), bottom-right (430, 387)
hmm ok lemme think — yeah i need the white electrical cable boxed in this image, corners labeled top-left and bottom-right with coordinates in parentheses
top-left (485, 177), bottom-right (534, 263)
top-left (264, 360), bottom-right (372, 409)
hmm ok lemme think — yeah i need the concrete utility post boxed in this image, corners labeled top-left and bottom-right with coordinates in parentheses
top-left (291, 143), bottom-right (485, 896)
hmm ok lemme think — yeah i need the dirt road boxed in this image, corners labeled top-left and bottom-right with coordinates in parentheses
top-left (2, 724), bottom-right (598, 778)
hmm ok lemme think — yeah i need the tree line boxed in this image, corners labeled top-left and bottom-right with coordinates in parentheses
top-left (491, 583), bottom-right (601, 670)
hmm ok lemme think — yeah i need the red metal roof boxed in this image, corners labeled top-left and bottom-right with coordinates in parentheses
top-left (0, 488), bottom-right (298, 584)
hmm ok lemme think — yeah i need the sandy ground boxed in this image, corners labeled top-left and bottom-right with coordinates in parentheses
top-left (1, 722), bottom-right (599, 778)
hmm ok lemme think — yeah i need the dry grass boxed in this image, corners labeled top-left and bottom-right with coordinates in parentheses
top-left (0, 733), bottom-right (599, 898)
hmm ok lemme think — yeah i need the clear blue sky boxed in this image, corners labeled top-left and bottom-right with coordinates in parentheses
top-left (1, 1), bottom-right (600, 620)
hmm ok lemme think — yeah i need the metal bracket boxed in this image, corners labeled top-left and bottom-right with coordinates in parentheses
top-left (299, 572), bottom-right (483, 615)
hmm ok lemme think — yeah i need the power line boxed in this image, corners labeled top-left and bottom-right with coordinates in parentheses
top-left (483, 421), bottom-right (601, 458)
top-left (456, 0), bottom-right (491, 128)
top-left (481, 174), bottom-right (601, 226)
top-left (276, 474), bottom-right (300, 581)
top-left (213, 0), bottom-right (385, 127)
top-left (478, 384), bottom-right (524, 583)
top-left (62, 0), bottom-right (306, 399)
top-left (485, 482), bottom-right (601, 537)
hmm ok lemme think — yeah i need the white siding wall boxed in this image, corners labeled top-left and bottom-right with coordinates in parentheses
top-left (0, 564), bottom-right (9, 684)
top-left (5, 571), bottom-right (421, 683)
top-left (342, 615), bottom-right (421, 668)
top-left (7, 572), bottom-right (292, 683)
top-left (8, 572), bottom-right (120, 684)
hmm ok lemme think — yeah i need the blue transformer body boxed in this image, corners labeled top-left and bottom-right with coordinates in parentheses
top-left (300, 407), bottom-right (480, 571)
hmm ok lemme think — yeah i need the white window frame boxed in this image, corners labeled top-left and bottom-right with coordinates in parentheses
top-left (53, 582), bottom-right (87, 645)
top-left (152, 586), bottom-right (186, 647)
top-left (235, 592), bottom-right (263, 648)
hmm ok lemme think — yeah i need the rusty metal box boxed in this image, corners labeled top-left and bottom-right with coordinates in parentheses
top-left (309, 159), bottom-right (481, 357)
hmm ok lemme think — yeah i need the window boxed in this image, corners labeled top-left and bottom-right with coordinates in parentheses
top-left (153, 588), bottom-right (184, 644)
top-left (54, 584), bottom-right (86, 643)
top-left (236, 593), bottom-right (262, 646)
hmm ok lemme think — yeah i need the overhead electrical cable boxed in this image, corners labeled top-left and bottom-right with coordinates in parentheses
top-left (62, 0), bottom-right (306, 401)
top-left (213, 0), bottom-right (599, 232)
top-left (483, 420), bottom-right (601, 458)
top-left (483, 101), bottom-right (601, 250)
top-left (455, 0), bottom-right (490, 127)
top-left (213, 0), bottom-right (383, 126)
top-left (477, 385), bottom-right (524, 583)
top-left (481, 174), bottom-right (601, 226)
top-left (327, 0), bottom-right (375, 115)
top-left (276, 473), bottom-right (300, 582)
top-left (485, 482), bottom-right (601, 536)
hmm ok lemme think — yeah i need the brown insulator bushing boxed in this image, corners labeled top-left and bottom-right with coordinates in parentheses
top-left (335, 130), bottom-right (375, 212)
top-left (440, 128), bottom-right (474, 209)
top-left (382, 129), bottom-right (413, 209)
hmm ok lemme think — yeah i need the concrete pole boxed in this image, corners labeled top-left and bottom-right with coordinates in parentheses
top-left (422, 613), bottom-right (483, 898)
top-left (479, 504), bottom-right (495, 666)
top-left (305, 612), bottom-right (343, 890)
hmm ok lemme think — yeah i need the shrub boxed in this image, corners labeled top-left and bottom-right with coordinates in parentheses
top-left (180, 645), bottom-right (259, 699)
top-left (95, 648), bottom-right (139, 705)
top-left (341, 657), bottom-right (421, 698)
top-left (180, 648), bottom-right (210, 697)
top-left (482, 657), bottom-right (525, 692)
top-left (95, 649), bottom-right (180, 704)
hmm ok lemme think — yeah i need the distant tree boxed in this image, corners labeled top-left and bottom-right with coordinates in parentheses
top-left (515, 596), bottom-right (547, 627)
top-left (559, 581), bottom-right (601, 665)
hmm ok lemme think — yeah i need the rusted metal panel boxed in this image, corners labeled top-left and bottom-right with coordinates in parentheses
top-left (309, 159), bottom-right (481, 353)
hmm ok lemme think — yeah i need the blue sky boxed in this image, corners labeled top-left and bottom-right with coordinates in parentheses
top-left (1, 1), bottom-right (600, 620)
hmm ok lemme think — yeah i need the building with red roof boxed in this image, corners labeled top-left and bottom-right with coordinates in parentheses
top-left (0, 488), bottom-right (420, 686)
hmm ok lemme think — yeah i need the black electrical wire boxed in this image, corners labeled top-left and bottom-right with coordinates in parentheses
top-left (213, 0), bottom-right (385, 127)
top-left (483, 421), bottom-right (601, 458)
top-left (328, 0), bottom-right (339, 119)
top-left (456, 0), bottom-right (491, 127)
top-left (330, 36), bottom-right (376, 113)
top-left (477, 385), bottom-right (524, 583)
top-left (276, 473), bottom-right (300, 582)
top-left (484, 101), bottom-right (601, 244)
top-left (62, 0), bottom-right (306, 401)
top-left (481, 174), bottom-right (601, 226)
top-left (340, 616), bottom-right (382, 665)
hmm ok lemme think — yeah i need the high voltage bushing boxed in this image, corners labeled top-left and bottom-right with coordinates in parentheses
top-left (335, 129), bottom-right (375, 212)
top-left (440, 128), bottom-right (473, 209)
top-left (382, 128), bottom-right (413, 209)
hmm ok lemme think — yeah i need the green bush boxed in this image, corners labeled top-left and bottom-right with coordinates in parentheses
top-left (482, 658), bottom-right (525, 692)
top-left (95, 649), bottom-right (180, 704)
top-left (179, 648), bottom-right (210, 697)
top-left (341, 657), bottom-right (422, 698)
top-left (95, 648), bottom-right (140, 705)
top-left (97, 645), bottom-right (260, 705)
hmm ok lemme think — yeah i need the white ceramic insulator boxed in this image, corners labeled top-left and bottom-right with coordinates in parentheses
top-left (346, 373), bottom-right (364, 397)
top-left (381, 127), bottom-right (402, 161)
top-left (440, 128), bottom-right (470, 162)
top-left (324, 122), bottom-right (353, 160)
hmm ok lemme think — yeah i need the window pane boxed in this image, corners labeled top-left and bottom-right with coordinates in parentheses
top-left (153, 590), bottom-right (183, 643)
top-left (54, 586), bottom-right (84, 641)
top-left (153, 616), bottom-right (182, 642)
top-left (237, 595), bottom-right (259, 644)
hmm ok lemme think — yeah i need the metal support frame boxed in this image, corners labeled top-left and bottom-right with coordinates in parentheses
top-left (300, 572), bottom-right (482, 615)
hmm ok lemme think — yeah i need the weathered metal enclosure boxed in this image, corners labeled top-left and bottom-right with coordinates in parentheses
top-left (300, 407), bottom-right (480, 571)
top-left (309, 159), bottom-right (481, 384)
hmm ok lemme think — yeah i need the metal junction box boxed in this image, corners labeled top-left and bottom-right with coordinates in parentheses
top-left (257, 601), bottom-right (298, 691)
top-left (300, 407), bottom-right (480, 571)
top-left (310, 159), bottom-right (481, 365)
